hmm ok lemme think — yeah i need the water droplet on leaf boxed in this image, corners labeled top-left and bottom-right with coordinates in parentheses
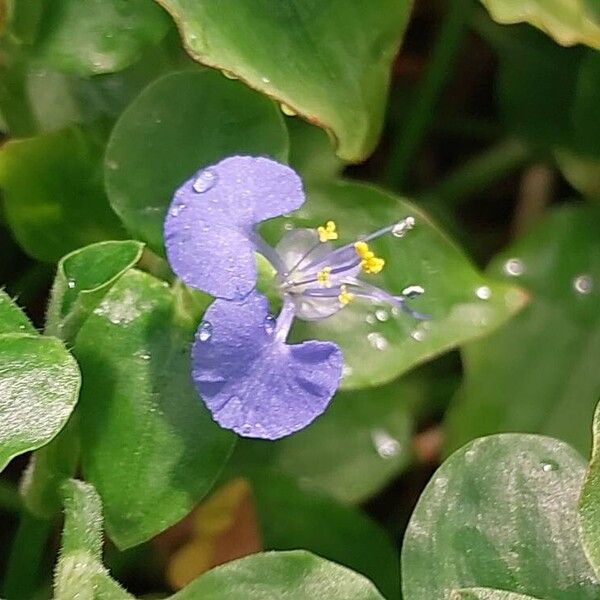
top-left (504, 258), bottom-right (524, 277)
top-left (573, 274), bottom-right (593, 295)
top-left (541, 460), bottom-right (559, 472)
top-left (367, 332), bottom-right (388, 350)
top-left (475, 285), bottom-right (492, 300)
top-left (371, 429), bottom-right (400, 459)
top-left (375, 308), bottom-right (389, 322)
top-left (67, 278), bottom-right (76, 289)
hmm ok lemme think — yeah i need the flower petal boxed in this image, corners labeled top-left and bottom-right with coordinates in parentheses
top-left (192, 291), bottom-right (342, 440)
top-left (164, 156), bottom-right (304, 299)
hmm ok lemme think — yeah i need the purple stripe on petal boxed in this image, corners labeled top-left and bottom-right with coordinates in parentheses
top-left (164, 156), bottom-right (304, 299)
top-left (192, 291), bottom-right (343, 440)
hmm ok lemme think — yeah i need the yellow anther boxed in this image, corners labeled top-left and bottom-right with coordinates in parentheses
top-left (354, 241), bottom-right (385, 274)
top-left (317, 267), bottom-right (332, 287)
top-left (317, 220), bottom-right (338, 242)
top-left (338, 285), bottom-right (354, 306)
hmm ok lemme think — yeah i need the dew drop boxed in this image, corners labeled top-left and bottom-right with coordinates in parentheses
top-left (221, 69), bottom-right (238, 80)
top-left (541, 460), bottom-right (559, 472)
top-left (392, 216), bottom-right (416, 238)
top-left (475, 285), bottom-right (492, 300)
top-left (106, 159), bottom-right (119, 171)
top-left (67, 278), bottom-right (76, 289)
top-left (139, 353), bottom-right (151, 361)
top-left (342, 364), bottom-right (353, 378)
top-left (193, 168), bottom-right (218, 193)
top-left (170, 204), bottom-right (185, 217)
top-left (410, 328), bottom-right (426, 342)
top-left (573, 274), bottom-right (593, 295)
top-left (241, 423), bottom-right (252, 434)
top-left (375, 308), bottom-right (389, 322)
top-left (366, 314), bottom-right (376, 325)
top-left (264, 314), bottom-right (276, 334)
top-left (504, 258), bottom-right (524, 277)
top-left (261, 76), bottom-right (271, 84)
top-left (198, 321), bottom-right (213, 342)
top-left (280, 103), bottom-right (297, 116)
top-left (371, 428), bottom-right (401, 459)
top-left (367, 332), bottom-right (388, 350)
top-left (283, 221), bottom-right (294, 231)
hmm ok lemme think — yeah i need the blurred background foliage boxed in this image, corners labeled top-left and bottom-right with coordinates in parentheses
top-left (0, 0), bottom-right (599, 598)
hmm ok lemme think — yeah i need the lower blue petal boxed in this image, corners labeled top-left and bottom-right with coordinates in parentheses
top-left (191, 291), bottom-right (343, 440)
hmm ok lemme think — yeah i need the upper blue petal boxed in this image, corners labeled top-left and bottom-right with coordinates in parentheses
top-left (164, 156), bottom-right (305, 299)
top-left (192, 291), bottom-right (343, 440)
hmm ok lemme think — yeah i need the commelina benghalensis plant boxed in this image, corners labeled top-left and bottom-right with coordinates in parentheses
top-left (164, 155), bottom-right (426, 440)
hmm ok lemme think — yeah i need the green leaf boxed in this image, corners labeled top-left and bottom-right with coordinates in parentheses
top-left (0, 289), bottom-right (36, 335)
top-left (261, 180), bottom-right (526, 389)
top-left (0, 334), bottom-right (80, 472)
top-left (172, 551), bottom-right (385, 600)
top-left (402, 434), bottom-right (599, 600)
top-left (451, 590), bottom-right (542, 600)
top-left (104, 69), bottom-right (288, 252)
top-left (74, 269), bottom-right (234, 549)
top-left (446, 206), bottom-right (600, 456)
top-left (232, 377), bottom-right (416, 504)
top-left (0, 126), bottom-right (124, 262)
top-left (479, 0), bottom-right (600, 49)
top-left (579, 401), bottom-right (600, 578)
top-left (287, 119), bottom-right (344, 184)
top-left (33, 0), bottom-right (170, 76)
top-left (154, 0), bottom-right (411, 161)
top-left (55, 479), bottom-right (132, 599)
top-left (46, 240), bottom-right (144, 342)
top-left (555, 149), bottom-right (600, 202)
top-left (231, 470), bottom-right (399, 598)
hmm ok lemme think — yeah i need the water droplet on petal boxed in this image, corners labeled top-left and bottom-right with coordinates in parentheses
top-left (198, 321), bottom-right (213, 342)
top-left (193, 168), bottom-right (218, 193)
top-left (371, 428), bottom-right (401, 459)
top-left (264, 314), bottom-right (276, 334)
top-left (170, 204), bottom-right (185, 217)
top-left (392, 216), bottom-right (416, 238)
top-left (367, 332), bottom-right (388, 350)
top-left (504, 258), bottom-right (524, 277)
top-left (375, 309), bottom-right (389, 322)
top-left (67, 278), bottom-right (76, 289)
top-left (573, 274), bottom-right (593, 295)
top-left (475, 285), bottom-right (492, 300)
top-left (241, 423), bottom-right (252, 434)
top-left (541, 460), bottom-right (559, 472)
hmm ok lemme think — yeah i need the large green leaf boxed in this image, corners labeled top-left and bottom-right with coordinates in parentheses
top-left (33, 0), bottom-right (170, 76)
top-left (231, 470), bottom-right (399, 598)
top-left (153, 0), bottom-right (411, 161)
top-left (74, 269), bottom-right (234, 549)
top-left (0, 290), bottom-right (36, 335)
top-left (402, 434), bottom-right (599, 600)
top-left (104, 69), bottom-right (288, 252)
top-left (261, 180), bottom-right (526, 389)
top-left (46, 240), bottom-right (144, 342)
top-left (173, 551), bottom-right (385, 600)
top-left (0, 126), bottom-right (124, 262)
top-left (579, 401), bottom-right (600, 579)
top-left (479, 0), bottom-right (600, 49)
top-left (232, 377), bottom-right (416, 504)
top-left (0, 334), bottom-right (80, 472)
top-left (446, 206), bottom-right (600, 456)
top-left (54, 479), bottom-right (132, 599)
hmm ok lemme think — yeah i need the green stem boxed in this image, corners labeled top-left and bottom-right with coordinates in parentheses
top-left (384, 0), bottom-right (474, 188)
top-left (2, 511), bottom-right (52, 599)
top-left (420, 138), bottom-right (530, 207)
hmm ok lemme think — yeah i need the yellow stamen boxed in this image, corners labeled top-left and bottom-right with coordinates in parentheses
top-left (317, 220), bottom-right (338, 242)
top-left (338, 284), bottom-right (354, 306)
top-left (317, 267), bottom-right (332, 287)
top-left (354, 241), bottom-right (385, 274)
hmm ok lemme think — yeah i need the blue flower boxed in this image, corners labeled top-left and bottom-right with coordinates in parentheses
top-left (165, 156), bottom-right (425, 440)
